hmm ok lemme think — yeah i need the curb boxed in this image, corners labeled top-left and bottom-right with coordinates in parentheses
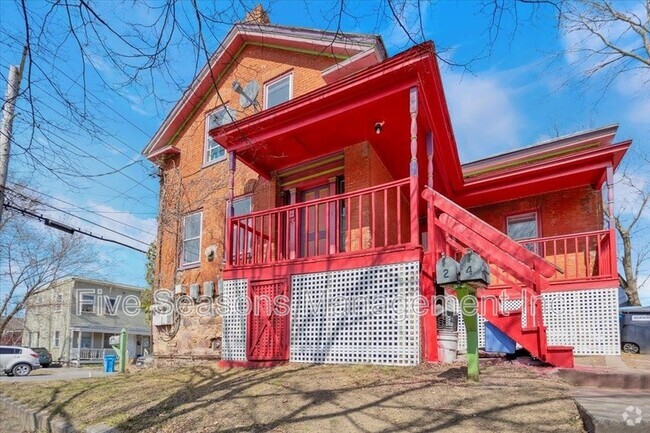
top-left (556, 369), bottom-right (650, 390)
top-left (0, 395), bottom-right (121, 433)
top-left (0, 395), bottom-right (74, 433)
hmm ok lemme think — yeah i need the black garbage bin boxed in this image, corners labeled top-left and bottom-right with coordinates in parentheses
top-left (620, 307), bottom-right (650, 354)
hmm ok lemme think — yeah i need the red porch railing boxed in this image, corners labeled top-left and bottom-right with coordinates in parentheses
top-left (448, 229), bottom-right (616, 287)
top-left (227, 178), bottom-right (412, 267)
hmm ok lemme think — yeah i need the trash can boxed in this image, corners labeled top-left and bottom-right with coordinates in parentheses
top-left (103, 355), bottom-right (116, 373)
top-left (437, 329), bottom-right (459, 363)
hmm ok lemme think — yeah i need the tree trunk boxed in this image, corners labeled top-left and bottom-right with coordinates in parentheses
top-left (620, 229), bottom-right (641, 306)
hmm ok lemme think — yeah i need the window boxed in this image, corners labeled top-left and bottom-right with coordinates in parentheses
top-left (81, 294), bottom-right (95, 313)
top-left (53, 331), bottom-right (60, 348)
top-left (182, 212), bottom-right (202, 266)
top-left (205, 106), bottom-right (236, 164)
top-left (105, 298), bottom-right (117, 315)
top-left (0, 347), bottom-right (20, 354)
top-left (54, 292), bottom-right (63, 312)
top-left (507, 212), bottom-right (539, 252)
top-left (264, 73), bottom-right (292, 109)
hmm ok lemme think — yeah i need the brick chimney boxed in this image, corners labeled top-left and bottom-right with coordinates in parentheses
top-left (244, 5), bottom-right (270, 25)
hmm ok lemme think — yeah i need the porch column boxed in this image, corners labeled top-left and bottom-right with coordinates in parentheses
top-left (606, 166), bottom-right (615, 229)
top-left (426, 131), bottom-right (434, 189)
top-left (225, 151), bottom-right (236, 267)
top-left (288, 188), bottom-right (297, 260)
top-left (328, 177), bottom-right (338, 255)
top-left (409, 87), bottom-right (419, 246)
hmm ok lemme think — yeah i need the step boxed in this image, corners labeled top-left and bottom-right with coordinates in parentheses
top-left (545, 345), bottom-right (574, 368)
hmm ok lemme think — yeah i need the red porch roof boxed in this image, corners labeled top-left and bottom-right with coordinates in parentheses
top-left (211, 43), bottom-right (464, 197)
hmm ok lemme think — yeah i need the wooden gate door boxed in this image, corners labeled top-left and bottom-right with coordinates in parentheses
top-left (247, 279), bottom-right (290, 361)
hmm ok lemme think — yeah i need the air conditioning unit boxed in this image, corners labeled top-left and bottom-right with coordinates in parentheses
top-left (153, 311), bottom-right (174, 326)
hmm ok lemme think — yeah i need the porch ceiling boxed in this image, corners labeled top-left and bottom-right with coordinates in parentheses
top-left (211, 43), bottom-right (463, 196)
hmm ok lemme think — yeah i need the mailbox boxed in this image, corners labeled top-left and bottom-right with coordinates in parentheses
top-left (436, 255), bottom-right (460, 287)
top-left (459, 250), bottom-right (491, 288)
top-left (203, 281), bottom-right (215, 298)
top-left (108, 335), bottom-right (120, 346)
top-left (189, 283), bottom-right (200, 300)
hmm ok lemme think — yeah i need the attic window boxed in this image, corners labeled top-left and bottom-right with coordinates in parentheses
top-left (264, 73), bottom-right (292, 109)
top-left (205, 106), bottom-right (236, 164)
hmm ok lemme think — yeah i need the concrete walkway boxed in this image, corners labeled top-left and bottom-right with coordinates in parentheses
top-left (561, 355), bottom-right (650, 433)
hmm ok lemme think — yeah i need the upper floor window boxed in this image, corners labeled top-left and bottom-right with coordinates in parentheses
top-left (264, 73), bottom-right (292, 109)
top-left (205, 107), bottom-right (236, 164)
top-left (182, 212), bottom-right (202, 267)
top-left (105, 298), bottom-right (117, 315)
top-left (81, 294), bottom-right (95, 313)
top-left (53, 331), bottom-right (60, 348)
top-left (507, 212), bottom-right (539, 253)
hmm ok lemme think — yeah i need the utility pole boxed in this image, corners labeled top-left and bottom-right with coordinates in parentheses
top-left (0, 46), bottom-right (28, 222)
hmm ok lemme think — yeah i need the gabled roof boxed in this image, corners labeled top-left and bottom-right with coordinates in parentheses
top-left (143, 22), bottom-right (386, 159)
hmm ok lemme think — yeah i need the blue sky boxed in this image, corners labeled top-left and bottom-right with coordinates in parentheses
top-left (1, 1), bottom-right (648, 303)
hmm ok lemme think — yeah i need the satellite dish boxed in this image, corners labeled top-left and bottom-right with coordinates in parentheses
top-left (239, 80), bottom-right (259, 109)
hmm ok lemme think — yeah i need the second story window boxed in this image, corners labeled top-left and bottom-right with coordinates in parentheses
top-left (182, 212), bottom-right (202, 267)
top-left (205, 107), bottom-right (236, 164)
top-left (264, 73), bottom-right (292, 109)
top-left (81, 294), bottom-right (95, 313)
top-left (507, 212), bottom-right (539, 252)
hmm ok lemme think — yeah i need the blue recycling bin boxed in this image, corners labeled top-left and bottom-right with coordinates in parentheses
top-left (103, 354), bottom-right (116, 373)
top-left (485, 322), bottom-right (516, 354)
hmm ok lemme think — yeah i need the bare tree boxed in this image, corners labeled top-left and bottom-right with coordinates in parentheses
top-left (0, 189), bottom-right (97, 336)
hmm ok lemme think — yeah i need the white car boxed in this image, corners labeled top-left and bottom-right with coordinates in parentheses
top-left (0, 346), bottom-right (41, 377)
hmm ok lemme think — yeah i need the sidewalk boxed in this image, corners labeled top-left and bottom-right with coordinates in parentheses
top-left (558, 355), bottom-right (650, 433)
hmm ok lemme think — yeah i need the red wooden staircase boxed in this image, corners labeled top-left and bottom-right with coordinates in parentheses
top-left (423, 188), bottom-right (574, 368)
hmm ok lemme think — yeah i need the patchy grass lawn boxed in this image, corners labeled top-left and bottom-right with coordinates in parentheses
top-left (0, 360), bottom-right (584, 433)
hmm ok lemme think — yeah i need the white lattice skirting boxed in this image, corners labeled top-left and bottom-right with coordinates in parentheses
top-left (221, 279), bottom-right (248, 361)
top-left (290, 261), bottom-right (421, 366)
top-left (453, 288), bottom-right (620, 355)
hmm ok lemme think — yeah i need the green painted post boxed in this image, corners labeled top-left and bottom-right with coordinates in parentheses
top-left (119, 328), bottom-right (127, 373)
top-left (456, 284), bottom-right (479, 382)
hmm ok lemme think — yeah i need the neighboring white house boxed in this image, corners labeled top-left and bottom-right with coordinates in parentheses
top-left (22, 277), bottom-right (151, 365)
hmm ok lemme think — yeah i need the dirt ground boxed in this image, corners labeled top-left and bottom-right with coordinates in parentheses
top-left (0, 360), bottom-right (585, 433)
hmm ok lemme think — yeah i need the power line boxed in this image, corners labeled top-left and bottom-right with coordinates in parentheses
top-left (3, 202), bottom-right (148, 254)
top-left (3, 190), bottom-right (150, 246)
top-left (7, 184), bottom-right (157, 237)
top-left (11, 104), bottom-right (158, 195)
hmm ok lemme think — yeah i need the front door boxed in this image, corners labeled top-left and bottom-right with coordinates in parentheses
top-left (300, 184), bottom-right (331, 257)
top-left (247, 279), bottom-right (290, 361)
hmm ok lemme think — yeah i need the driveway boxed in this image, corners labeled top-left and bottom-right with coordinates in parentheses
top-left (0, 367), bottom-right (114, 384)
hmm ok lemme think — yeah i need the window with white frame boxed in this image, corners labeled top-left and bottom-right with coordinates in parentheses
top-left (53, 331), bottom-right (60, 348)
top-left (506, 212), bottom-right (539, 252)
top-left (105, 298), bottom-right (117, 315)
top-left (182, 212), bottom-right (202, 266)
top-left (54, 292), bottom-right (63, 312)
top-left (264, 73), bottom-right (292, 109)
top-left (205, 106), bottom-right (236, 164)
top-left (81, 294), bottom-right (95, 313)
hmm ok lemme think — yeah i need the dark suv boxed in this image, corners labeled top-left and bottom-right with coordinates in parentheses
top-left (30, 347), bottom-right (52, 367)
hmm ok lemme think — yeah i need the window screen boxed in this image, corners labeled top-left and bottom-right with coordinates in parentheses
top-left (205, 107), bottom-right (236, 163)
top-left (265, 74), bottom-right (292, 109)
top-left (506, 213), bottom-right (539, 240)
top-left (182, 212), bottom-right (202, 265)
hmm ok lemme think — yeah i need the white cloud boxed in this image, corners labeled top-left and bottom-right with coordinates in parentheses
top-left (443, 71), bottom-right (524, 162)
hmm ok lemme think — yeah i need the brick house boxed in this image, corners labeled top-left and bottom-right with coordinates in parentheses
top-left (0, 317), bottom-right (24, 346)
top-left (143, 10), bottom-right (630, 367)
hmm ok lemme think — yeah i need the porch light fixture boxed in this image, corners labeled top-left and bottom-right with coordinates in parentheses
top-left (375, 121), bottom-right (385, 134)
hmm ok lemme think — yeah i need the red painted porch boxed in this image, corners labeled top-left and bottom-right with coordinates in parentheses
top-left (212, 43), bottom-right (628, 368)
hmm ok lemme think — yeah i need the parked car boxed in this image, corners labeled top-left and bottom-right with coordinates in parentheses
top-left (0, 346), bottom-right (41, 376)
top-left (30, 347), bottom-right (52, 367)
top-left (620, 307), bottom-right (650, 354)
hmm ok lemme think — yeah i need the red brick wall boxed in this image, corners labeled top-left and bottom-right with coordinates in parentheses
top-left (153, 44), bottom-right (340, 360)
top-left (468, 186), bottom-right (604, 237)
